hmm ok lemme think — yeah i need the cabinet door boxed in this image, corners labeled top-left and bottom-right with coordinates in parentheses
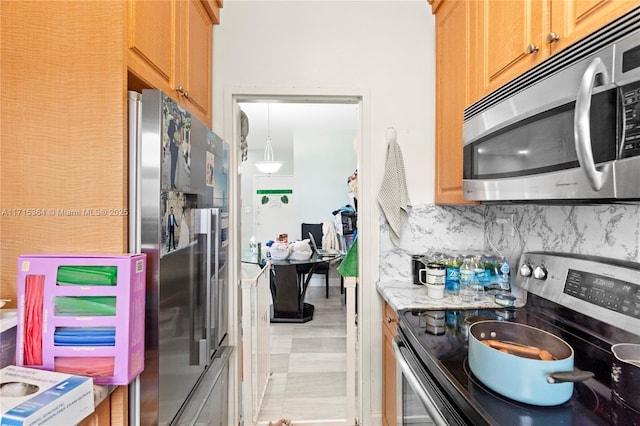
top-left (78, 395), bottom-right (110, 426)
top-left (382, 303), bottom-right (398, 426)
top-left (550, 0), bottom-right (639, 54)
top-left (478, 0), bottom-right (547, 94)
top-left (179, 0), bottom-right (213, 124)
top-left (127, 0), bottom-right (176, 94)
top-left (1, 0), bottom-right (128, 301)
top-left (434, 0), bottom-right (476, 205)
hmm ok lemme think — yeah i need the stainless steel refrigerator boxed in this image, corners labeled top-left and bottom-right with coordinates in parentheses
top-left (128, 90), bottom-right (231, 425)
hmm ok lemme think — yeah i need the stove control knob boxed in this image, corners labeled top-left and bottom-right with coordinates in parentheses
top-left (519, 263), bottom-right (533, 277)
top-left (533, 265), bottom-right (548, 280)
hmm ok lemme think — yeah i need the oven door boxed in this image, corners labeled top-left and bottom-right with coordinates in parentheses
top-left (392, 337), bottom-right (446, 425)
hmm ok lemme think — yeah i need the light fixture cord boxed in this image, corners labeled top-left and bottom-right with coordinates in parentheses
top-left (264, 138), bottom-right (275, 162)
top-left (267, 103), bottom-right (271, 139)
top-left (265, 103), bottom-right (274, 161)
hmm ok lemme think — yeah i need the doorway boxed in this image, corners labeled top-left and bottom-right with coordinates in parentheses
top-left (231, 94), bottom-right (363, 425)
top-left (238, 101), bottom-right (358, 254)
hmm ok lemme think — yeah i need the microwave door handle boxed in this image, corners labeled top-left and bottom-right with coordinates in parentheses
top-left (574, 57), bottom-right (612, 192)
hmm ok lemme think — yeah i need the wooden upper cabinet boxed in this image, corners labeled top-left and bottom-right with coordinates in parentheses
top-left (127, 0), bottom-right (215, 125)
top-left (0, 0), bottom-right (129, 304)
top-left (431, 0), bottom-right (637, 205)
top-left (433, 0), bottom-right (477, 205)
top-left (477, 0), bottom-right (546, 97)
top-left (179, 0), bottom-right (213, 123)
top-left (550, 0), bottom-right (639, 55)
top-left (477, 0), bottom-right (639, 96)
top-left (127, 0), bottom-right (175, 95)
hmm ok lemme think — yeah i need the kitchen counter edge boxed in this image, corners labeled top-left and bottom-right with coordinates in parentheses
top-left (376, 280), bottom-right (523, 313)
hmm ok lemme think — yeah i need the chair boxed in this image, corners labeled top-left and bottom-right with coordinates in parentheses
top-left (298, 223), bottom-right (331, 298)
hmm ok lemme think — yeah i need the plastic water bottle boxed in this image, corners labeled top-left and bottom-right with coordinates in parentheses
top-left (472, 256), bottom-right (487, 301)
top-left (459, 257), bottom-right (476, 303)
top-left (498, 256), bottom-right (511, 291)
top-left (445, 254), bottom-right (462, 293)
top-left (474, 255), bottom-right (490, 288)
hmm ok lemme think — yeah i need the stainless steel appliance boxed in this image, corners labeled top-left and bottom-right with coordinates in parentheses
top-left (463, 9), bottom-right (640, 202)
top-left (393, 252), bottom-right (640, 425)
top-left (128, 90), bottom-right (231, 425)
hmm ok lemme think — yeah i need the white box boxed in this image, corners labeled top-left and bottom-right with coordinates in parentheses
top-left (1, 366), bottom-right (94, 426)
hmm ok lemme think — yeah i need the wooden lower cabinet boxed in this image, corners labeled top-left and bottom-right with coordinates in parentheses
top-left (78, 386), bottom-right (128, 426)
top-left (382, 302), bottom-right (399, 426)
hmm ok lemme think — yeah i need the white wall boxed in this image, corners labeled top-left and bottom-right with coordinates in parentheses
top-left (213, 2), bottom-right (435, 424)
top-left (293, 128), bottom-right (356, 229)
top-left (240, 145), bottom-right (294, 251)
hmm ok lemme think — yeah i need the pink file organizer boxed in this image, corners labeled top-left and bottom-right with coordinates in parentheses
top-left (15, 254), bottom-right (146, 385)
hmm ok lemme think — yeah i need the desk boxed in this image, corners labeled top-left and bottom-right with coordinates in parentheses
top-left (269, 254), bottom-right (339, 323)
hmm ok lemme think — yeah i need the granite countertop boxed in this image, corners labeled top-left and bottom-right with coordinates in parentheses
top-left (376, 280), bottom-right (525, 312)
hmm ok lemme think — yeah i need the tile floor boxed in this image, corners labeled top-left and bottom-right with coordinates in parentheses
top-left (257, 278), bottom-right (352, 425)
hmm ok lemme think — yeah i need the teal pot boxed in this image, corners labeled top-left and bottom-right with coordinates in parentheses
top-left (468, 320), bottom-right (593, 406)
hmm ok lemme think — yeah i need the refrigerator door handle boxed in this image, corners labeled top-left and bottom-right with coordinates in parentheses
top-left (195, 208), bottom-right (214, 366)
top-left (127, 91), bottom-right (142, 254)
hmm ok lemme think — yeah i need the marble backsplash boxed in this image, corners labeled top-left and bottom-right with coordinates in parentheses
top-left (379, 203), bottom-right (640, 283)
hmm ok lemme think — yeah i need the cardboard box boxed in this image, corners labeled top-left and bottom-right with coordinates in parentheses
top-left (16, 254), bottom-right (146, 385)
top-left (0, 310), bottom-right (17, 369)
top-left (0, 365), bottom-right (94, 425)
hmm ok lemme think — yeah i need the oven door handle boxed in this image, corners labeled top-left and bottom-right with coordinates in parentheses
top-left (392, 337), bottom-right (448, 426)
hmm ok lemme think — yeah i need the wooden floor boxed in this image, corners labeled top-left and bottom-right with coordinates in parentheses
top-left (257, 278), bottom-right (353, 425)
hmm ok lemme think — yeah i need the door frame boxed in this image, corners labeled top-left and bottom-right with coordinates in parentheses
top-left (223, 87), bottom-right (371, 426)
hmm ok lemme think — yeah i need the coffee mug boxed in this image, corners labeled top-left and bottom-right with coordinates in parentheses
top-left (412, 255), bottom-right (427, 285)
top-left (419, 268), bottom-right (428, 285)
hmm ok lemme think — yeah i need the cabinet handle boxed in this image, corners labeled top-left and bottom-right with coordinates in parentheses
top-left (546, 32), bottom-right (560, 44)
top-left (176, 86), bottom-right (190, 99)
top-left (387, 317), bottom-right (397, 324)
top-left (526, 44), bottom-right (539, 54)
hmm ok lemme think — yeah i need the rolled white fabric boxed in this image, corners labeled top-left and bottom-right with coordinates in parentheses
top-left (322, 221), bottom-right (340, 251)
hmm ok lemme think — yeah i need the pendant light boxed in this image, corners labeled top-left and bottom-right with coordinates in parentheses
top-left (255, 103), bottom-right (283, 174)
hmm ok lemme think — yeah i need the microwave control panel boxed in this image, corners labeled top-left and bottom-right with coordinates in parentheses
top-left (621, 80), bottom-right (640, 158)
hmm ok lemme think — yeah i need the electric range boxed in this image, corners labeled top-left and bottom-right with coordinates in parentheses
top-left (394, 252), bottom-right (640, 425)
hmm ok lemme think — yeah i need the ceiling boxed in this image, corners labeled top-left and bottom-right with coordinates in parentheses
top-left (239, 102), bottom-right (359, 151)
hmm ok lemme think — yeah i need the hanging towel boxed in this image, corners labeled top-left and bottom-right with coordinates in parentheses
top-left (377, 127), bottom-right (410, 246)
top-left (322, 221), bottom-right (340, 251)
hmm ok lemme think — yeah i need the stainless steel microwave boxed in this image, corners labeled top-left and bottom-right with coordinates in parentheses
top-left (463, 10), bottom-right (640, 202)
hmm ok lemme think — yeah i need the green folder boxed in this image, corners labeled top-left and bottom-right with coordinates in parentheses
top-left (337, 236), bottom-right (358, 278)
top-left (54, 296), bottom-right (117, 316)
top-left (56, 265), bottom-right (118, 286)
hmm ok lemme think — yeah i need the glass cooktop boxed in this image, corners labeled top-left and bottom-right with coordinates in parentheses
top-left (398, 294), bottom-right (640, 425)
